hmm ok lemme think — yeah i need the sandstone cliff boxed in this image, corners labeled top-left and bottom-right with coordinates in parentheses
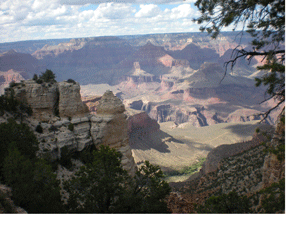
top-left (4, 83), bottom-right (136, 176)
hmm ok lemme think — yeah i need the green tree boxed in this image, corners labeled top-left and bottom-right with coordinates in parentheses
top-left (131, 161), bottom-right (171, 213)
top-left (64, 145), bottom-right (130, 213)
top-left (194, 0), bottom-right (285, 119)
top-left (196, 191), bottom-right (251, 213)
top-left (40, 69), bottom-right (56, 82)
top-left (2, 142), bottom-right (63, 213)
top-left (64, 145), bottom-right (171, 213)
top-left (0, 119), bottom-right (38, 179)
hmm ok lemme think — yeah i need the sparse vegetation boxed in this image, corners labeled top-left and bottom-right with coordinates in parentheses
top-left (196, 190), bottom-right (251, 213)
top-left (164, 158), bottom-right (206, 178)
top-left (34, 69), bottom-right (57, 84)
top-left (68, 123), bottom-right (74, 131)
top-left (35, 124), bottom-right (43, 134)
top-left (66, 79), bottom-right (76, 84)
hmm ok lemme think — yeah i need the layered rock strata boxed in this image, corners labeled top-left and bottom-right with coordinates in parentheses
top-left (4, 83), bottom-right (136, 176)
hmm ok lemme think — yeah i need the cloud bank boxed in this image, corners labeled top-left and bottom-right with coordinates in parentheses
top-left (0, 0), bottom-right (200, 43)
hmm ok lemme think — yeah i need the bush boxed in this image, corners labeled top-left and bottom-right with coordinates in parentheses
top-left (36, 79), bottom-right (43, 84)
top-left (64, 146), bottom-right (171, 213)
top-left (40, 69), bottom-right (56, 83)
top-left (33, 74), bottom-right (38, 81)
top-left (35, 124), bottom-right (43, 134)
top-left (2, 143), bottom-right (63, 213)
top-left (48, 125), bottom-right (58, 132)
top-left (196, 191), bottom-right (251, 213)
top-left (258, 179), bottom-right (285, 213)
top-left (68, 123), bottom-right (74, 131)
top-left (66, 79), bottom-right (76, 84)
top-left (59, 146), bottom-right (73, 169)
top-left (9, 81), bottom-right (17, 88)
top-left (0, 119), bottom-right (39, 178)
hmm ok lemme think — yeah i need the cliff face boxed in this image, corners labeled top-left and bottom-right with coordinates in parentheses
top-left (169, 112), bottom-right (285, 213)
top-left (8, 80), bottom-right (89, 121)
top-left (4, 83), bottom-right (136, 176)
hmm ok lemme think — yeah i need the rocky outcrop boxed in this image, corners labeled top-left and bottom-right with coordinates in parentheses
top-left (6, 80), bottom-right (89, 121)
top-left (261, 109), bottom-right (285, 188)
top-left (3, 84), bottom-right (136, 176)
top-left (169, 110), bottom-right (284, 213)
top-left (92, 91), bottom-right (136, 174)
top-left (0, 70), bottom-right (26, 95)
top-left (126, 109), bottom-right (160, 145)
top-left (58, 81), bottom-right (89, 118)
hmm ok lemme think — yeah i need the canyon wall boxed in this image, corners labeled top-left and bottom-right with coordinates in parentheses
top-left (5, 82), bottom-right (136, 176)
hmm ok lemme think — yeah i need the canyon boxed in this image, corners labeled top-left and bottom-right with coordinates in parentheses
top-left (1, 31), bottom-right (283, 173)
top-left (0, 32), bottom-right (285, 213)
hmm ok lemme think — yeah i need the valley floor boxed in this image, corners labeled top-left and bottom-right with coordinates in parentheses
top-left (131, 120), bottom-right (271, 182)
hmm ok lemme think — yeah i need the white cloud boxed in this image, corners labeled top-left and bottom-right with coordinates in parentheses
top-left (93, 3), bottom-right (135, 19)
top-left (59, 0), bottom-right (195, 5)
top-left (0, 0), bottom-right (201, 43)
top-left (135, 4), bottom-right (161, 18)
top-left (170, 4), bottom-right (198, 19)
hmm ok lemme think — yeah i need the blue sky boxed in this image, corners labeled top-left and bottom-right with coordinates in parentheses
top-left (0, 0), bottom-right (204, 43)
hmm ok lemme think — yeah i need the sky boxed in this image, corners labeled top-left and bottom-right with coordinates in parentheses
top-left (0, 0), bottom-right (206, 43)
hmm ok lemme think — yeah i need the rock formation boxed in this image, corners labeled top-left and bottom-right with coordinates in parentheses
top-left (58, 81), bottom-right (89, 118)
top-left (4, 83), bottom-right (136, 176)
top-left (6, 79), bottom-right (89, 121)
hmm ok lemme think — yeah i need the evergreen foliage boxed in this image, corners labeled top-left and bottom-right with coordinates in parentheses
top-left (0, 119), bottom-right (38, 178)
top-left (34, 69), bottom-right (57, 84)
top-left (0, 88), bottom-right (32, 117)
top-left (132, 161), bottom-right (171, 213)
top-left (258, 178), bottom-right (285, 213)
top-left (196, 190), bottom-right (251, 213)
top-left (68, 123), bottom-right (74, 131)
top-left (40, 69), bottom-right (56, 82)
top-left (64, 145), bottom-right (171, 213)
top-left (35, 124), bottom-right (43, 133)
top-left (64, 145), bottom-right (132, 213)
top-left (2, 143), bottom-right (63, 213)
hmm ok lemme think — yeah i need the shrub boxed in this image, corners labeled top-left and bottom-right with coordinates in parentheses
top-left (64, 146), bottom-right (171, 213)
top-left (196, 191), bottom-right (251, 213)
top-left (2, 143), bottom-right (63, 213)
top-left (40, 69), bottom-right (56, 83)
top-left (66, 79), bottom-right (76, 84)
top-left (35, 124), bottom-right (43, 134)
top-left (59, 146), bottom-right (73, 169)
top-left (36, 79), bottom-right (43, 84)
top-left (9, 81), bottom-right (17, 88)
top-left (68, 123), bottom-right (74, 131)
top-left (33, 74), bottom-right (38, 81)
top-left (48, 125), bottom-right (58, 133)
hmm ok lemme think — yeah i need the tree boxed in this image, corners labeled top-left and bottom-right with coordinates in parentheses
top-left (194, 0), bottom-right (285, 119)
top-left (0, 119), bottom-right (39, 179)
top-left (131, 161), bottom-right (171, 213)
top-left (64, 145), bottom-right (131, 213)
top-left (2, 142), bottom-right (63, 213)
top-left (196, 191), bottom-right (251, 213)
top-left (64, 145), bottom-right (171, 213)
top-left (40, 69), bottom-right (56, 82)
